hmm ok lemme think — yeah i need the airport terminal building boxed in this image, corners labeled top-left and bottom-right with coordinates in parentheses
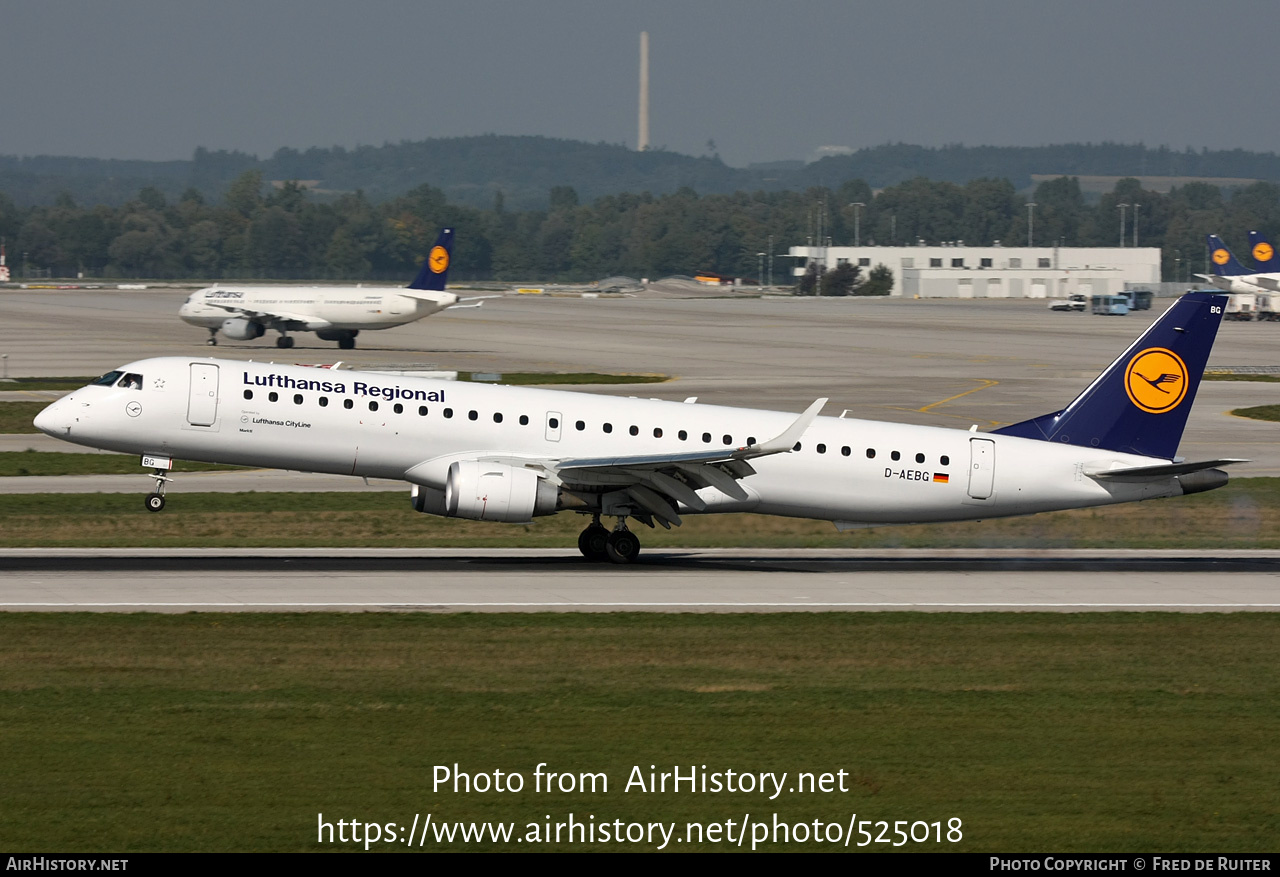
top-left (789, 244), bottom-right (1161, 299)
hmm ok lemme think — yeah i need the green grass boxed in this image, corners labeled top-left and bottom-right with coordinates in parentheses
top-left (0, 402), bottom-right (46, 433)
top-left (0, 452), bottom-right (244, 477)
top-left (0, 376), bottom-right (96, 391)
top-left (8, 477), bottom-right (1280, 548)
top-left (1232, 405), bottom-right (1280, 422)
top-left (0, 613), bottom-right (1276, 852)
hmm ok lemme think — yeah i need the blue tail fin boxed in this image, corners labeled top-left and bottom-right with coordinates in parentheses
top-left (1247, 230), bottom-right (1278, 271)
top-left (1207, 234), bottom-right (1252, 276)
top-left (992, 292), bottom-right (1227, 459)
top-left (407, 228), bottom-right (455, 291)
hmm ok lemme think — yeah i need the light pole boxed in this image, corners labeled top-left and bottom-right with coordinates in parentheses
top-left (849, 202), bottom-right (865, 248)
top-left (757, 252), bottom-right (765, 289)
top-left (1025, 203), bottom-right (1036, 247)
top-left (1132, 203), bottom-right (1140, 248)
top-left (767, 234), bottom-right (773, 289)
top-left (1117, 203), bottom-right (1129, 247)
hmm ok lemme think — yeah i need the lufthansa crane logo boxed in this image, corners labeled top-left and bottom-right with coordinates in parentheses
top-left (1124, 347), bottom-right (1189, 414)
top-left (1253, 241), bottom-right (1274, 263)
top-left (1212, 248), bottom-right (1231, 266)
top-left (429, 245), bottom-right (450, 274)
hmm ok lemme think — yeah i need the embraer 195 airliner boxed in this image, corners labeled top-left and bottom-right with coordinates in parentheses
top-left (34, 292), bottom-right (1241, 563)
top-left (178, 228), bottom-right (485, 349)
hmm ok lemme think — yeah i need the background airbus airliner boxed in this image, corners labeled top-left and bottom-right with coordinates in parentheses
top-left (179, 228), bottom-right (488, 349)
top-left (35, 292), bottom-right (1240, 563)
top-left (1200, 232), bottom-right (1280, 295)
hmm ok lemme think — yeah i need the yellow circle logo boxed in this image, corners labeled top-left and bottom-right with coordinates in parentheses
top-left (1212, 248), bottom-right (1230, 266)
top-left (1253, 242), bottom-right (1274, 263)
top-left (429, 245), bottom-right (450, 273)
top-left (1124, 348), bottom-right (1188, 414)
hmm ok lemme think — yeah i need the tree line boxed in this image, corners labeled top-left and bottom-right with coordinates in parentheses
top-left (2, 171), bottom-right (1278, 284)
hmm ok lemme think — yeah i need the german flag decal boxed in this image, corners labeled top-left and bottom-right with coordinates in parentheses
top-left (933, 473), bottom-right (949, 483)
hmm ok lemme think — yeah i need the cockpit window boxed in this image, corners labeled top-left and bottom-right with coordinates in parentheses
top-left (118, 373), bottom-right (144, 390)
top-left (90, 370), bottom-right (124, 386)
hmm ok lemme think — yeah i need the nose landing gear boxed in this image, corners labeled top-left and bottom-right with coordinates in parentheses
top-left (144, 467), bottom-right (173, 513)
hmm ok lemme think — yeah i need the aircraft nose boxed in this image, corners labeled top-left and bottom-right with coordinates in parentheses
top-left (33, 398), bottom-right (71, 436)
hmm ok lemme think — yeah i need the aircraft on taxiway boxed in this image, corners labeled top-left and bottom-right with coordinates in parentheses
top-left (178, 228), bottom-right (491, 350)
top-left (35, 292), bottom-right (1242, 564)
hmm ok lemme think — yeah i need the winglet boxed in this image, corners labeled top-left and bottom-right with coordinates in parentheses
top-left (743, 397), bottom-right (827, 456)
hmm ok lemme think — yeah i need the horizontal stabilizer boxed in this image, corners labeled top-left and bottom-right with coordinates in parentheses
top-left (1085, 458), bottom-right (1248, 481)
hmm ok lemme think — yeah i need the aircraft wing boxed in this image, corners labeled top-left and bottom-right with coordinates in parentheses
top-left (203, 301), bottom-right (333, 330)
top-left (548, 398), bottom-right (827, 526)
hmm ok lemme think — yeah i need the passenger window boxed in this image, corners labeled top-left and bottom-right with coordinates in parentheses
top-left (702, 433), bottom-right (712, 443)
top-left (394, 403), bottom-right (404, 414)
top-left (678, 430), bottom-right (688, 441)
top-left (419, 406), bottom-right (428, 416)
top-left (493, 413), bottom-right (503, 423)
top-left (319, 397), bottom-right (328, 408)
top-left (603, 423), bottom-right (613, 433)
top-left (269, 392), bottom-right (279, 402)
top-left (629, 425), bottom-right (638, 436)
top-left (941, 455), bottom-right (950, 465)
top-left (344, 399), bottom-right (353, 410)
top-left (891, 451), bottom-right (901, 461)
top-left (444, 408), bottom-right (453, 418)
top-left (722, 435), bottom-right (732, 445)
top-left (866, 449), bottom-right (875, 459)
top-left (793, 442), bottom-right (802, 451)
top-left (294, 394), bottom-right (304, 405)
top-left (747, 437), bottom-right (756, 445)
top-left (369, 401), bottom-right (379, 412)
top-left (468, 410), bottom-right (478, 421)
top-left (841, 446), bottom-right (850, 456)
top-left (576, 420), bottom-right (585, 431)
top-left (519, 415), bottom-right (529, 425)
top-left (915, 453), bottom-right (925, 464)
top-left (243, 390), bottom-right (253, 400)
top-left (549, 417), bottom-right (559, 429)
top-left (653, 427), bottom-right (663, 438)
top-left (817, 443), bottom-right (826, 454)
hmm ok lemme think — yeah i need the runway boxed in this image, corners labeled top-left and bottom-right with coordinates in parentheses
top-left (3, 548), bottom-right (1279, 612)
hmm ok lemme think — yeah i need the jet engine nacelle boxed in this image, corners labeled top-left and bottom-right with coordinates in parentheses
top-left (422, 460), bottom-right (558, 523)
top-left (221, 317), bottom-right (265, 340)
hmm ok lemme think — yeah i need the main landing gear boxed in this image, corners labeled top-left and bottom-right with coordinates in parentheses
top-left (577, 515), bottom-right (641, 564)
top-left (144, 467), bottom-right (173, 513)
top-left (206, 330), bottom-right (218, 346)
top-left (275, 335), bottom-right (295, 349)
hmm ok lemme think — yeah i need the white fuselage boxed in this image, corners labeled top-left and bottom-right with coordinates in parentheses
top-left (178, 286), bottom-right (459, 332)
top-left (34, 357), bottom-right (1190, 527)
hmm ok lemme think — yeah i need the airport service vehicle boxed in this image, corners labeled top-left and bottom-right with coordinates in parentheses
top-left (1048, 294), bottom-right (1087, 312)
top-left (1091, 294), bottom-right (1129, 315)
top-left (1123, 289), bottom-right (1154, 311)
top-left (178, 228), bottom-right (486, 349)
top-left (1225, 293), bottom-right (1257, 321)
top-left (34, 293), bottom-right (1241, 564)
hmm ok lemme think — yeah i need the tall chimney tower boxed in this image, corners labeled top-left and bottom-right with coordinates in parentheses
top-left (638, 31), bottom-right (650, 151)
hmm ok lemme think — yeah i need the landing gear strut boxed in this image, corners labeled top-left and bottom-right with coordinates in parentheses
top-left (144, 468), bottom-right (172, 513)
top-left (578, 516), bottom-right (641, 564)
top-left (206, 330), bottom-right (218, 346)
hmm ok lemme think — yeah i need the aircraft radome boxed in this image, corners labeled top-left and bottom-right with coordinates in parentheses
top-left (35, 292), bottom-right (1242, 564)
top-left (178, 228), bottom-right (492, 349)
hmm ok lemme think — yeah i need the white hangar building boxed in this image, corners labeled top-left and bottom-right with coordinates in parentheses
top-left (788, 244), bottom-right (1161, 298)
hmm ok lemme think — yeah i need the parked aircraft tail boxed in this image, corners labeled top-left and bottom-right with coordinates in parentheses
top-left (1206, 234), bottom-right (1252, 276)
top-left (408, 228), bottom-right (455, 291)
top-left (993, 291), bottom-right (1227, 459)
top-left (1247, 230), bottom-right (1278, 272)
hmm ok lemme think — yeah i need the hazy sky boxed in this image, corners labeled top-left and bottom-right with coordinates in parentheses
top-left (2, 0), bottom-right (1275, 167)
